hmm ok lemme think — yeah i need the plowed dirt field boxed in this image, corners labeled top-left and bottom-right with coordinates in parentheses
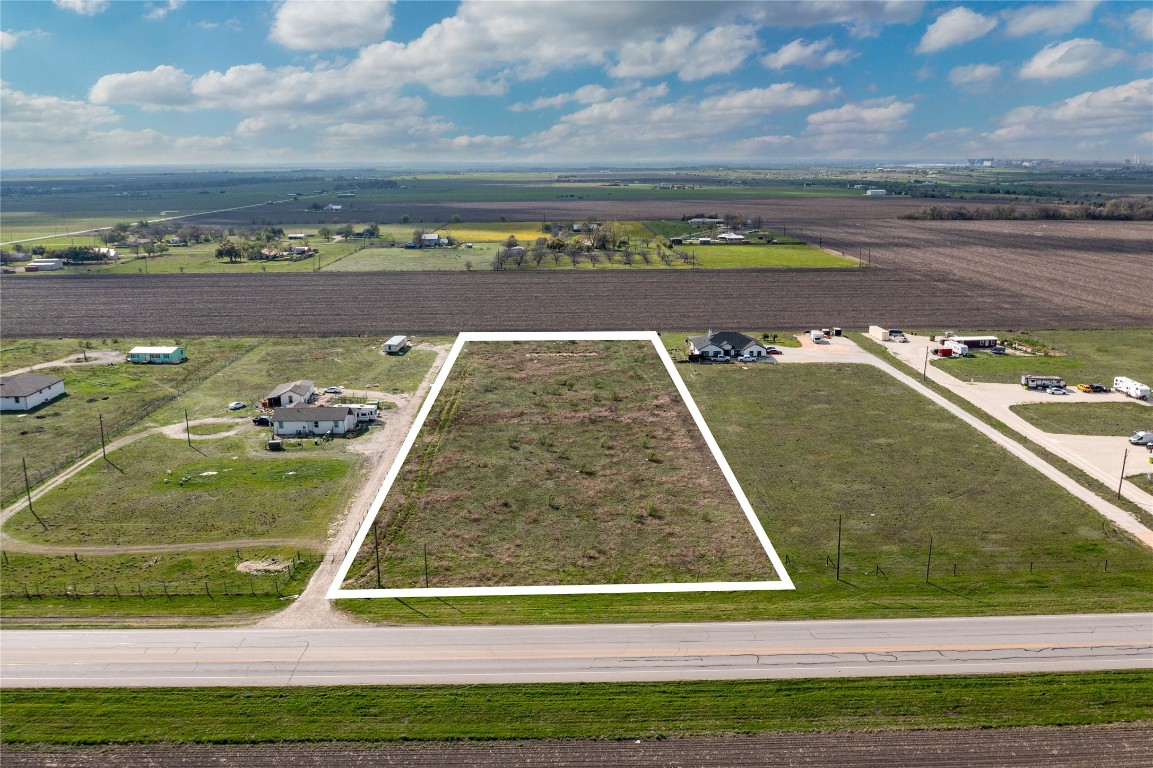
top-left (3, 725), bottom-right (1150, 767)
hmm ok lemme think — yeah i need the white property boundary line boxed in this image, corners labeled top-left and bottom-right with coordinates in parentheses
top-left (327, 331), bottom-right (794, 599)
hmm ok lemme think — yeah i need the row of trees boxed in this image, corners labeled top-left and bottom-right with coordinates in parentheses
top-left (902, 199), bottom-right (1153, 221)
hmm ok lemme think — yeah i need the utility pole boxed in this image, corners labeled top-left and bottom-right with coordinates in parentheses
top-left (835, 515), bottom-right (842, 581)
top-left (22, 457), bottom-right (49, 531)
top-left (99, 413), bottom-right (108, 461)
top-left (1117, 449), bottom-right (1128, 499)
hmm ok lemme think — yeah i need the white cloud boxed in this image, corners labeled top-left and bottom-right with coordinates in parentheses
top-left (1129, 8), bottom-right (1153, 42)
top-left (270, 0), bottom-right (394, 51)
top-left (511, 83), bottom-right (638, 112)
top-left (917, 7), bottom-right (997, 54)
top-left (144, 1), bottom-right (184, 21)
top-left (1, 31), bottom-right (18, 51)
top-left (805, 97), bottom-right (915, 150)
top-left (987, 78), bottom-right (1153, 146)
top-left (678, 24), bottom-right (760, 80)
top-left (699, 83), bottom-right (837, 120)
top-left (1019, 38), bottom-right (1125, 81)
top-left (89, 65), bottom-right (194, 109)
top-left (1, 84), bottom-right (118, 146)
top-left (762, 38), bottom-right (856, 69)
top-left (948, 63), bottom-right (1002, 90)
top-left (52, 0), bottom-right (108, 15)
top-left (1002, 1), bottom-right (1098, 37)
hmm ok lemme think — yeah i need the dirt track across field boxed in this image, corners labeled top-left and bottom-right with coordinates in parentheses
top-left (3, 725), bottom-right (1150, 767)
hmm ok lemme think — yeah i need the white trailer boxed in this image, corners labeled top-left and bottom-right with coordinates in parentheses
top-left (1114, 376), bottom-right (1151, 400)
top-left (383, 335), bottom-right (410, 354)
top-left (943, 340), bottom-right (970, 357)
top-left (809, 330), bottom-right (825, 342)
top-left (868, 325), bottom-right (890, 342)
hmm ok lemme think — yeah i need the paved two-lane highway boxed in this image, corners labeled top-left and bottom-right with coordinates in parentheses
top-left (3, 613), bottom-right (1149, 687)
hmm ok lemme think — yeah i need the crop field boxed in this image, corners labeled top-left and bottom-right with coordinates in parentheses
top-left (686, 243), bottom-right (854, 268)
top-left (342, 339), bottom-right (776, 590)
top-left (1009, 402), bottom-right (1153, 436)
top-left (341, 361), bottom-right (1153, 625)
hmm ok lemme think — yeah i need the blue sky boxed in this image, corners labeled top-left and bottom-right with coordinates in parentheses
top-left (1, 1), bottom-right (1150, 167)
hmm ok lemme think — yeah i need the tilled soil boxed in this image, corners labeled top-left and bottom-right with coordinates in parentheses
top-left (4, 725), bottom-right (1151, 767)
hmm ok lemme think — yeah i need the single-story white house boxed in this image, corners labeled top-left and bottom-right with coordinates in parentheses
top-left (865, 188), bottom-right (888, 196)
top-left (27, 258), bottom-right (64, 271)
top-left (127, 346), bottom-right (186, 364)
top-left (687, 331), bottom-right (770, 360)
top-left (0, 373), bottom-right (66, 412)
top-left (272, 406), bottom-right (358, 437)
top-left (266, 380), bottom-right (315, 408)
top-left (716, 233), bottom-right (747, 244)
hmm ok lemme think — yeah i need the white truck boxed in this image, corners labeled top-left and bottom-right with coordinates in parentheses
top-left (1114, 376), bottom-right (1150, 400)
top-left (809, 329), bottom-right (825, 342)
top-left (1129, 430), bottom-right (1153, 446)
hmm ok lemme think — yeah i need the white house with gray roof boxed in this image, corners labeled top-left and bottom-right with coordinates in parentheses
top-left (272, 406), bottom-right (358, 437)
top-left (265, 380), bottom-right (315, 409)
top-left (0, 373), bottom-right (66, 412)
top-left (687, 331), bottom-right (769, 360)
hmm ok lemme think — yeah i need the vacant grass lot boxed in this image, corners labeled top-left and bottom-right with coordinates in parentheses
top-left (4, 433), bottom-right (359, 546)
top-left (1009, 402), bottom-right (1153, 435)
top-left (2, 672), bottom-right (1148, 744)
top-left (933, 330), bottom-right (1153, 385)
top-left (343, 340), bottom-right (775, 590)
top-left (341, 362), bottom-right (1153, 624)
top-left (0, 338), bottom-right (258, 504)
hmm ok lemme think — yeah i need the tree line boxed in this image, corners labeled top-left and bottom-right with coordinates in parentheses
top-left (901, 199), bottom-right (1153, 221)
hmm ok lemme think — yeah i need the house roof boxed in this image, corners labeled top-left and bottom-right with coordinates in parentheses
top-left (129, 346), bottom-right (182, 354)
top-left (688, 331), bottom-right (764, 351)
top-left (267, 380), bottom-right (314, 400)
top-left (272, 406), bottom-right (354, 421)
top-left (0, 373), bottom-right (64, 398)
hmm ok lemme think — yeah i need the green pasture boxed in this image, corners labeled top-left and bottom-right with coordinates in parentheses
top-left (931, 330), bottom-right (1153, 385)
top-left (3, 672), bottom-right (1149, 744)
top-left (0, 338), bottom-right (258, 505)
top-left (341, 361), bottom-right (1153, 625)
top-left (0, 547), bottom-right (319, 620)
top-left (684, 243), bottom-right (856, 268)
top-left (343, 340), bottom-right (774, 590)
top-left (3, 433), bottom-right (359, 547)
top-left (323, 246), bottom-right (480, 271)
top-left (1009, 402), bottom-right (1153, 436)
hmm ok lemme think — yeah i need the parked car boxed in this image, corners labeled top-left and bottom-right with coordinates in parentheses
top-left (227, 401), bottom-right (247, 410)
top-left (252, 415), bottom-right (271, 426)
top-left (324, 386), bottom-right (343, 394)
top-left (1045, 386), bottom-right (1067, 395)
top-left (1076, 384), bottom-right (1093, 392)
top-left (766, 348), bottom-right (783, 355)
top-left (1090, 383), bottom-right (1111, 393)
top-left (736, 355), bottom-right (758, 363)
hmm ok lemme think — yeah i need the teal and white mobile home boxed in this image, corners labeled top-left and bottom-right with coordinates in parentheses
top-left (127, 345), bottom-right (186, 364)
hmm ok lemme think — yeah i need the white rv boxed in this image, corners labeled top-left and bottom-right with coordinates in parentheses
top-left (1114, 377), bottom-right (1150, 400)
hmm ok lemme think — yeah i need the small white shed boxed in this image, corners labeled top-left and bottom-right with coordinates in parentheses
top-left (383, 335), bottom-right (410, 354)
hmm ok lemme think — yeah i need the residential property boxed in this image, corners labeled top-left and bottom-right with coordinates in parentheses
top-left (716, 233), bottom-right (747, 244)
top-left (865, 188), bottom-right (888, 196)
top-left (330, 403), bottom-right (380, 423)
top-left (0, 373), bottom-right (66, 412)
top-left (127, 345), bottom-right (186, 364)
top-left (687, 330), bottom-right (770, 360)
top-left (272, 406), bottom-right (358, 437)
top-left (27, 258), bottom-right (64, 271)
top-left (265, 380), bottom-right (316, 409)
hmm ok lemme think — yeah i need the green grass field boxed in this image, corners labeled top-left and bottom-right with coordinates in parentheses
top-left (339, 361), bottom-right (1153, 625)
top-left (686, 243), bottom-right (856, 268)
top-left (1010, 402), bottom-right (1153, 436)
top-left (2, 672), bottom-right (1148, 744)
top-left (3, 433), bottom-right (359, 547)
top-left (343, 340), bottom-right (775, 590)
top-left (0, 338), bottom-right (258, 504)
top-left (932, 330), bottom-right (1153, 385)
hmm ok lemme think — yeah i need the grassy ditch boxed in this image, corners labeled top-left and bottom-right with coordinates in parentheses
top-left (1009, 402), bottom-right (1152, 436)
top-left (340, 359), bottom-right (1153, 625)
top-left (343, 340), bottom-right (775, 590)
top-left (2, 672), bottom-right (1149, 743)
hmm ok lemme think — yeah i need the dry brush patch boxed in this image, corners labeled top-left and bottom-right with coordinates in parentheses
top-left (344, 340), bottom-right (776, 589)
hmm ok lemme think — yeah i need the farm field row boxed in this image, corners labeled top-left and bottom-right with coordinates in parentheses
top-left (5, 267), bottom-right (1141, 340)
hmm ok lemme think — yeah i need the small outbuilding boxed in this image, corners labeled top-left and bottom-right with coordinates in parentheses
top-left (265, 380), bottom-right (315, 409)
top-left (272, 406), bottom-right (358, 437)
top-left (383, 335), bottom-right (410, 354)
top-left (127, 346), bottom-right (186, 364)
top-left (0, 373), bottom-right (66, 412)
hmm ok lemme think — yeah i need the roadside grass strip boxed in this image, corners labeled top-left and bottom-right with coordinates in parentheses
top-left (329, 331), bottom-right (792, 598)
